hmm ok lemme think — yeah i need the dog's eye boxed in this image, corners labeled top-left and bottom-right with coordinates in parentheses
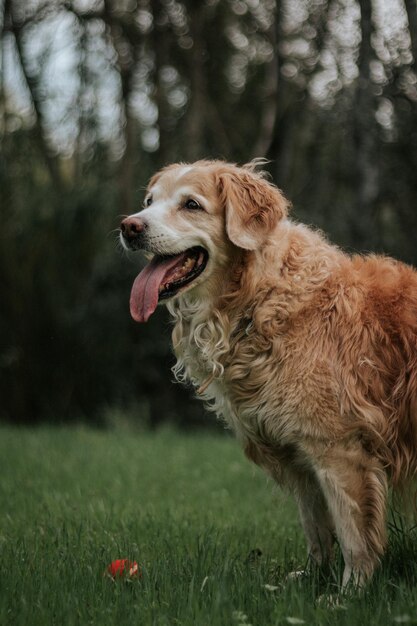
top-left (144, 196), bottom-right (153, 207)
top-left (184, 199), bottom-right (201, 211)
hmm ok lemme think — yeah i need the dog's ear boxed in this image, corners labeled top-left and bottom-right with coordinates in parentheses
top-left (217, 167), bottom-right (289, 250)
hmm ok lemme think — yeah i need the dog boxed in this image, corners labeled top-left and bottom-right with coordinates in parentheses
top-left (120, 159), bottom-right (417, 588)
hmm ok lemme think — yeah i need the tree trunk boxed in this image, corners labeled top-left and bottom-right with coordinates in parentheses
top-left (104, 0), bottom-right (139, 215)
top-left (251, 7), bottom-right (279, 159)
top-left (150, 0), bottom-right (173, 166)
top-left (184, 4), bottom-right (207, 161)
top-left (353, 0), bottom-right (379, 248)
top-left (404, 0), bottom-right (417, 72)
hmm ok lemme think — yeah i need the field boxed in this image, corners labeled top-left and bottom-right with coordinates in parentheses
top-left (1, 427), bottom-right (417, 625)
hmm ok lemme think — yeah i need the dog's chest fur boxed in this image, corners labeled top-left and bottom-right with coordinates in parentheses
top-left (168, 296), bottom-right (336, 447)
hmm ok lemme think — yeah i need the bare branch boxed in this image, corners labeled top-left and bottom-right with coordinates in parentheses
top-left (6, 0), bottom-right (63, 188)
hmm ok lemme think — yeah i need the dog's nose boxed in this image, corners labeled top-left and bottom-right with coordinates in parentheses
top-left (120, 216), bottom-right (147, 241)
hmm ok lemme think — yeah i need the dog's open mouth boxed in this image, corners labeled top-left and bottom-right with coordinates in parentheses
top-left (130, 246), bottom-right (208, 323)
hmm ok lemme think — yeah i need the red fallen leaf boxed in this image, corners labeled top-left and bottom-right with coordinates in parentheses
top-left (106, 559), bottom-right (141, 579)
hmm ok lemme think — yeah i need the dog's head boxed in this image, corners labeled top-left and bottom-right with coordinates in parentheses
top-left (120, 160), bottom-right (289, 322)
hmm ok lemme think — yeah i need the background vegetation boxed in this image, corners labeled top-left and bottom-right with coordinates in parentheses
top-left (1, 0), bottom-right (417, 425)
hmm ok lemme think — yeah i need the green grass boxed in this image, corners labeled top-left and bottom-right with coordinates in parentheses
top-left (2, 426), bottom-right (417, 625)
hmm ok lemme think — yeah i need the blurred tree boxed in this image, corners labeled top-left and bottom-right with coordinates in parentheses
top-left (0, 0), bottom-right (416, 426)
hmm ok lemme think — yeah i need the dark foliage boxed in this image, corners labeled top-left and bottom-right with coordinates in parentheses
top-left (1, 0), bottom-right (416, 426)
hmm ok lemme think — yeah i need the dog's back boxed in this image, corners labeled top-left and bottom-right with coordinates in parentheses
top-left (335, 254), bottom-right (417, 482)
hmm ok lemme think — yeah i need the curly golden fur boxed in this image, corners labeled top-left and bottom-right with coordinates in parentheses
top-left (121, 160), bottom-right (417, 588)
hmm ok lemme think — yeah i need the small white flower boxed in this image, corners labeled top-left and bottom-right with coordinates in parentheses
top-left (232, 610), bottom-right (252, 625)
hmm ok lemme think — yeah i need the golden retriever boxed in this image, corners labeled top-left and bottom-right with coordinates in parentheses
top-left (120, 159), bottom-right (417, 589)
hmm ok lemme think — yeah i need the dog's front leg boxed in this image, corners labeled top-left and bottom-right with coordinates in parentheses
top-left (245, 440), bottom-right (335, 570)
top-left (294, 471), bottom-right (335, 568)
top-left (312, 443), bottom-right (388, 588)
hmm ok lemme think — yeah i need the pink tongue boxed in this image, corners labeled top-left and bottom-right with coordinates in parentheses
top-left (130, 253), bottom-right (187, 323)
